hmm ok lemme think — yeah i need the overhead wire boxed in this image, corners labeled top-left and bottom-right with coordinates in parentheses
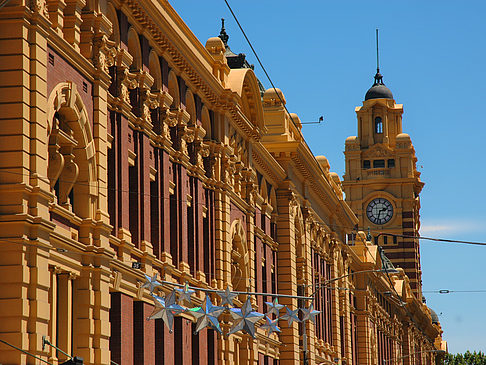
top-left (222, 0), bottom-right (322, 126)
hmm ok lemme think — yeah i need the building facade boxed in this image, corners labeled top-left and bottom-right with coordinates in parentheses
top-left (0, 0), bottom-right (443, 364)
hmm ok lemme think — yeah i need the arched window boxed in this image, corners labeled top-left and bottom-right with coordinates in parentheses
top-left (127, 27), bottom-right (141, 71)
top-left (375, 117), bottom-right (383, 134)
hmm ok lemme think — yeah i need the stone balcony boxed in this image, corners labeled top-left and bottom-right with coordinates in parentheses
top-left (366, 168), bottom-right (391, 178)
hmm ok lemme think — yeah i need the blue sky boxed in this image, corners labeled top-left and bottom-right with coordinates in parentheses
top-left (170, 0), bottom-right (486, 353)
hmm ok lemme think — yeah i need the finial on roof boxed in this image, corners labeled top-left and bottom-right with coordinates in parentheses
top-left (218, 18), bottom-right (229, 47)
top-left (373, 28), bottom-right (385, 86)
top-left (364, 29), bottom-right (394, 100)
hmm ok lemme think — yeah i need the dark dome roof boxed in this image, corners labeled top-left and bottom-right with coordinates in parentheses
top-left (430, 308), bottom-right (439, 324)
top-left (365, 71), bottom-right (394, 100)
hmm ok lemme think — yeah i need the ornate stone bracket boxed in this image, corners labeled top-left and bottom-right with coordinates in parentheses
top-left (92, 34), bottom-right (117, 74)
top-left (241, 167), bottom-right (257, 203)
top-left (202, 140), bottom-right (221, 179)
top-left (167, 108), bottom-right (190, 153)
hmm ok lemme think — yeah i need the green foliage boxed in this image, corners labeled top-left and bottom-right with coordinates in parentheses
top-left (444, 351), bottom-right (486, 365)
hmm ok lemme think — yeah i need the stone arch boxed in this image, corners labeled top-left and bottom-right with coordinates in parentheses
top-left (259, 178), bottom-right (268, 203)
top-left (230, 219), bottom-right (249, 295)
top-left (127, 27), bottom-right (141, 70)
top-left (293, 204), bottom-right (305, 259)
top-left (46, 82), bottom-right (97, 219)
top-left (149, 50), bottom-right (162, 91)
top-left (106, 4), bottom-right (120, 45)
top-left (201, 105), bottom-right (211, 140)
top-left (167, 70), bottom-right (180, 108)
top-left (185, 89), bottom-right (196, 125)
top-left (227, 68), bottom-right (264, 129)
top-left (269, 187), bottom-right (278, 215)
top-left (335, 249), bottom-right (345, 278)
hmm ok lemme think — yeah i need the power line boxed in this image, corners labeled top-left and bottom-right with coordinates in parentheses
top-left (377, 232), bottom-right (486, 247)
top-left (423, 289), bottom-right (486, 294)
top-left (222, 0), bottom-right (322, 127)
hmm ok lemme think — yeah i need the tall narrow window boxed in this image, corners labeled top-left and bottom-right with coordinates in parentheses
top-left (375, 117), bottom-right (383, 134)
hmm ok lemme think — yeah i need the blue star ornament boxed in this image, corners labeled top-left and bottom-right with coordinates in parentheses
top-left (148, 290), bottom-right (185, 332)
top-left (228, 298), bottom-right (264, 338)
top-left (265, 298), bottom-right (285, 317)
top-left (261, 316), bottom-right (281, 336)
top-left (301, 304), bottom-right (321, 325)
top-left (141, 273), bottom-right (162, 294)
top-left (188, 295), bottom-right (225, 334)
top-left (176, 282), bottom-right (196, 305)
top-left (217, 285), bottom-right (238, 307)
top-left (281, 307), bottom-right (300, 326)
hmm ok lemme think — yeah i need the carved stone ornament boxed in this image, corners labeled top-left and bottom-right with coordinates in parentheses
top-left (31, 0), bottom-right (49, 18)
top-left (92, 35), bottom-right (117, 73)
top-left (364, 144), bottom-right (393, 158)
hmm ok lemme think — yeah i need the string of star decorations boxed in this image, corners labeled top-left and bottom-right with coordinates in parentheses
top-left (141, 274), bottom-right (321, 338)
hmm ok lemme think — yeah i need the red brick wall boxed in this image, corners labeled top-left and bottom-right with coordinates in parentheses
top-left (47, 47), bottom-right (93, 130)
top-left (133, 301), bottom-right (155, 364)
top-left (110, 292), bottom-right (134, 365)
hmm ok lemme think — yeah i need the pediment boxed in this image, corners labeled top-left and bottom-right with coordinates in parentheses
top-left (362, 144), bottom-right (394, 158)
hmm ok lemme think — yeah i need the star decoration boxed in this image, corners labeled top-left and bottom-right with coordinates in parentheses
top-left (141, 273), bottom-right (162, 294)
top-left (217, 285), bottom-right (238, 307)
top-left (176, 282), bottom-right (195, 305)
top-left (228, 298), bottom-right (264, 338)
top-left (261, 316), bottom-right (281, 336)
top-left (265, 298), bottom-right (285, 317)
top-left (148, 290), bottom-right (185, 332)
top-left (300, 304), bottom-right (321, 325)
top-left (187, 295), bottom-right (225, 334)
top-left (281, 307), bottom-right (300, 326)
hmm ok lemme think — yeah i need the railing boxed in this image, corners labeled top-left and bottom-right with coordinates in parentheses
top-left (366, 168), bottom-right (391, 178)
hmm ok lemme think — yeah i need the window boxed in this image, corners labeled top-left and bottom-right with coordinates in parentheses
top-left (387, 159), bottom-right (395, 168)
top-left (363, 160), bottom-right (371, 169)
top-left (375, 117), bottom-right (383, 133)
top-left (373, 159), bottom-right (385, 168)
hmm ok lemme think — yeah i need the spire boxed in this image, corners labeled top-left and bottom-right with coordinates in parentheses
top-left (218, 18), bottom-right (229, 48)
top-left (364, 29), bottom-right (393, 101)
top-left (373, 28), bottom-right (385, 86)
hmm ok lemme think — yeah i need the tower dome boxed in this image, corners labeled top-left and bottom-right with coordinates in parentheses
top-left (365, 70), bottom-right (393, 100)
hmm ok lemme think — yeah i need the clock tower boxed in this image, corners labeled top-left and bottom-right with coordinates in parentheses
top-left (342, 70), bottom-right (424, 297)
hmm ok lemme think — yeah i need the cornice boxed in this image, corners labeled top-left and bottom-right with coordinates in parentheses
top-left (112, 0), bottom-right (262, 144)
top-left (250, 142), bottom-right (286, 186)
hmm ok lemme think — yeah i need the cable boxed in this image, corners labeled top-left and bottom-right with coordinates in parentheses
top-left (222, 0), bottom-right (322, 127)
top-left (377, 232), bottom-right (486, 247)
top-left (0, 338), bottom-right (53, 365)
top-left (423, 289), bottom-right (486, 294)
top-left (0, 0), bottom-right (12, 10)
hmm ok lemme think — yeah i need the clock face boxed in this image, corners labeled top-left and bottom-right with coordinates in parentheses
top-left (366, 198), bottom-right (393, 225)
